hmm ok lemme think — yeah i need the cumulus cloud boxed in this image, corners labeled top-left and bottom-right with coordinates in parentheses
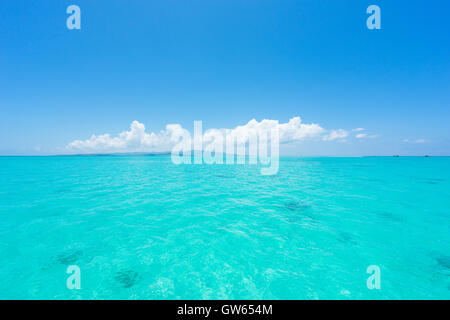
top-left (66, 120), bottom-right (189, 153)
top-left (203, 117), bottom-right (325, 146)
top-left (65, 117), bottom-right (355, 154)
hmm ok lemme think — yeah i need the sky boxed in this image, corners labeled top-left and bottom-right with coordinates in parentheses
top-left (0, 0), bottom-right (449, 156)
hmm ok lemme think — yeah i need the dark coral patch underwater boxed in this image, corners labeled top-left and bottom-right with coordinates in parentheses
top-left (57, 250), bottom-right (83, 264)
top-left (115, 269), bottom-right (139, 288)
top-left (436, 255), bottom-right (450, 271)
top-left (284, 201), bottom-right (311, 212)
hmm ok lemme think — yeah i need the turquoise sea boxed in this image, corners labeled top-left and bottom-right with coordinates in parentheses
top-left (0, 156), bottom-right (449, 299)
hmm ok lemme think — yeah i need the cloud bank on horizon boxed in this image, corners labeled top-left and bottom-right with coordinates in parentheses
top-left (65, 117), bottom-right (373, 154)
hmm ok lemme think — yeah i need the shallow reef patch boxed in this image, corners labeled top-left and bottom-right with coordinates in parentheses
top-left (57, 250), bottom-right (83, 264)
top-left (337, 232), bottom-right (358, 245)
top-left (284, 201), bottom-right (311, 212)
top-left (377, 211), bottom-right (403, 222)
top-left (115, 269), bottom-right (139, 288)
top-left (436, 255), bottom-right (450, 271)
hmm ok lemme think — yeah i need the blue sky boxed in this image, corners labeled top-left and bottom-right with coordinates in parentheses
top-left (0, 0), bottom-right (449, 156)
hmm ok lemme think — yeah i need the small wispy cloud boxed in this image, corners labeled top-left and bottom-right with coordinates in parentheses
top-left (322, 129), bottom-right (349, 141)
top-left (403, 138), bottom-right (430, 144)
top-left (352, 128), bottom-right (364, 132)
top-left (356, 133), bottom-right (367, 139)
top-left (356, 133), bottom-right (379, 139)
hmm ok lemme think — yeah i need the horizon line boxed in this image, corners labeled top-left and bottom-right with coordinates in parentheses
top-left (0, 153), bottom-right (448, 158)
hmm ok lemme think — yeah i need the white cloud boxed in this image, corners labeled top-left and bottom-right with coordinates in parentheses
top-left (322, 129), bottom-right (349, 141)
top-left (355, 133), bottom-right (379, 139)
top-left (65, 117), bottom-right (357, 154)
top-left (203, 117), bottom-right (325, 146)
top-left (352, 128), bottom-right (364, 132)
top-left (66, 120), bottom-right (189, 153)
top-left (403, 138), bottom-right (429, 144)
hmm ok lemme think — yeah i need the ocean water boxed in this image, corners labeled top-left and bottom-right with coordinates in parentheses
top-left (0, 156), bottom-right (449, 299)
